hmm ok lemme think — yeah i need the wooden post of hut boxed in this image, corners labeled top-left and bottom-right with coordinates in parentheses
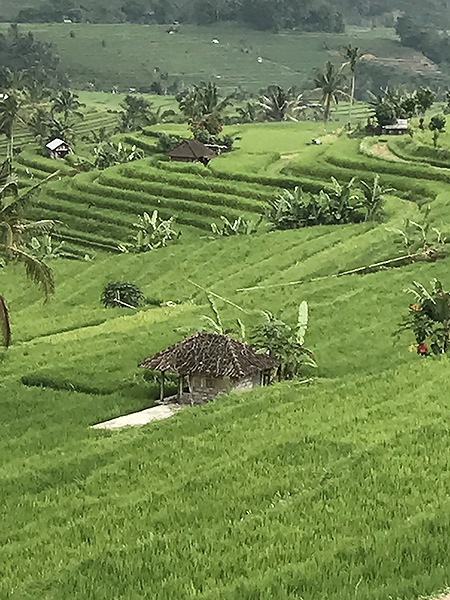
top-left (160, 372), bottom-right (165, 402)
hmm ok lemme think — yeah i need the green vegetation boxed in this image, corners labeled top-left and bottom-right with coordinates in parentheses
top-left (0, 23), bottom-right (433, 94)
top-left (101, 281), bottom-right (145, 308)
top-left (395, 278), bottom-right (450, 355)
top-left (4, 85), bottom-right (450, 600)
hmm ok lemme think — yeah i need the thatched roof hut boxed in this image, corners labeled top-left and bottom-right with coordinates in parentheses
top-left (139, 331), bottom-right (278, 404)
top-left (167, 139), bottom-right (217, 165)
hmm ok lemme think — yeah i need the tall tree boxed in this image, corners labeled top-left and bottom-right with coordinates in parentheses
top-left (0, 92), bottom-right (26, 160)
top-left (177, 82), bottom-right (230, 122)
top-left (0, 159), bottom-right (57, 347)
top-left (51, 90), bottom-right (85, 123)
top-left (341, 44), bottom-right (362, 126)
top-left (314, 61), bottom-right (347, 121)
top-left (117, 94), bottom-right (155, 132)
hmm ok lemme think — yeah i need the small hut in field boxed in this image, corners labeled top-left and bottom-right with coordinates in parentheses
top-left (46, 138), bottom-right (73, 159)
top-left (381, 119), bottom-right (408, 135)
top-left (139, 331), bottom-right (278, 405)
top-left (167, 139), bottom-right (217, 165)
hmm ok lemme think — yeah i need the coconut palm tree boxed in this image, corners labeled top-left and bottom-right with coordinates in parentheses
top-left (177, 82), bottom-right (231, 121)
top-left (341, 44), bottom-right (361, 126)
top-left (0, 92), bottom-right (26, 160)
top-left (314, 61), bottom-right (347, 121)
top-left (0, 159), bottom-right (58, 347)
top-left (51, 90), bottom-right (85, 122)
top-left (259, 86), bottom-right (290, 121)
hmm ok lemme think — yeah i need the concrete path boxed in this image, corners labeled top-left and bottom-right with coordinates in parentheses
top-left (91, 403), bottom-right (181, 430)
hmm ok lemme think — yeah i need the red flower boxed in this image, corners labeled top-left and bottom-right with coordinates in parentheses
top-left (417, 343), bottom-right (428, 355)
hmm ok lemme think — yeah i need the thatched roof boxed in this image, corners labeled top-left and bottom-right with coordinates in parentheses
top-left (139, 331), bottom-right (278, 378)
top-left (167, 139), bottom-right (216, 160)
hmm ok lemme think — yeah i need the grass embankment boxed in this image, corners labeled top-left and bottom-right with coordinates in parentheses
top-left (3, 116), bottom-right (450, 599)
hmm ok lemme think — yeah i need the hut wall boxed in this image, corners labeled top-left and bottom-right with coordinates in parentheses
top-left (233, 373), bottom-right (261, 390)
top-left (188, 374), bottom-right (231, 404)
top-left (186, 372), bottom-right (263, 404)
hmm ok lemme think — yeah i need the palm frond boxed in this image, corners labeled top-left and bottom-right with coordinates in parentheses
top-left (206, 292), bottom-right (224, 333)
top-left (10, 247), bottom-right (55, 297)
top-left (0, 294), bottom-right (11, 347)
top-left (20, 219), bottom-right (59, 235)
top-left (0, 178), bottom-right (19, 207)
top-left (1, 170), bottom-right (59, 217)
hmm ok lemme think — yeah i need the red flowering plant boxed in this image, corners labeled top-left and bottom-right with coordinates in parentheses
top-left (394, 279), bottom-right (450, 355)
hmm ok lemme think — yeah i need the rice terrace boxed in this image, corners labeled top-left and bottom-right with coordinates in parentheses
top-left (3, 3), bottom-right (450, 599)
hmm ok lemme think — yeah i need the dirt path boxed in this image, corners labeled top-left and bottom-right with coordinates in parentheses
top-left (369, 141), bottom-right (404, 162)
top-left (91, 403), bottom-right (181, 430)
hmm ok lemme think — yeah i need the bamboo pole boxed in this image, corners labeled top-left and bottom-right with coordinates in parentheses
top-left (188, 279), bottom-right (248, 313)
top-left (236, 251), bottom-right (440, 293)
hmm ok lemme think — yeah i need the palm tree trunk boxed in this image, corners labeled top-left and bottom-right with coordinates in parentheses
top-left (0, 294), bottom-right (11, 348)
top-left (325, 95), bottom-right (331, 121)
top-left (8, 122), bottom-right (13, 161)
top-left (348, 73), bottom-right (355, 126)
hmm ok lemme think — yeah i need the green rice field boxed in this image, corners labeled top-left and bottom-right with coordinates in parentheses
top-left (0, 22), bottom-right (427, 92)
top-left (2, 102), bottom-right (450, 599)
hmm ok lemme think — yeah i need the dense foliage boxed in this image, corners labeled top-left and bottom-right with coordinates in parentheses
top-left (101, 281), bottom-right (145, 308)
top-left (14, 0), bottom-right (346, 32)
top-left (126, 210), bottom-right (180, 252)
top-left (0, 24), bottom-right (65, 89)
top-left (266, 176), bottom-right (389, 230)
top-left (396, 279), bottom-right (450, 355)
top-left (250, 302), bottom-right (317, 380)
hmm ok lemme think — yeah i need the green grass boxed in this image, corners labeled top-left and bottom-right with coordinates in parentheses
top-left (0, 23), bottom-right (426, 93)
top-left (4, 112), bottom-right (450, 599)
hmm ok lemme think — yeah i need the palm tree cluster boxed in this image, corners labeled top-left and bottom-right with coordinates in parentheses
top-left (258, 85), bottom-right (322, 122)
top-left (117, 94), bottom-right (175, 133)
top-left (177, 82), bottom-right (231, 136)
top-left (27, 90), bottom-right (85, 146)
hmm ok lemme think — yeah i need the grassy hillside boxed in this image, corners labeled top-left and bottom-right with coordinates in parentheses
top-left (3, 112), bottom-right (450, 598)
top-left (0, 23), bottom-right (436, 93)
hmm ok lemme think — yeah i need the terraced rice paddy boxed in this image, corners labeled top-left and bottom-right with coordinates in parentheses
top-left (4, 102), bottom-right (450, 600)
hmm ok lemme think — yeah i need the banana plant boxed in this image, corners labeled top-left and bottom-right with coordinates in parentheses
top-left (358, 174), bottom-right (394, 222)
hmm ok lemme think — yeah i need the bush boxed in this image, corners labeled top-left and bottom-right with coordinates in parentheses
top-left (267, 179), bottom-right (364, 230)
top-left (101, 281), bottom-right (145, 308)
top-left (395, 279), bottom-right (450, 355)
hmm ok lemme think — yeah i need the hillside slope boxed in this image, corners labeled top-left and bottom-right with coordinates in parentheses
top-left (0, 23), bottom-right (440, 93)
top-left (2, 230), bottom-right (450, 599)
top-left (3, 117), bottom-right (450, 599)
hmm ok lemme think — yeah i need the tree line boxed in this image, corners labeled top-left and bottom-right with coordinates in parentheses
top-left (16, 0), bottom-right (345, 32)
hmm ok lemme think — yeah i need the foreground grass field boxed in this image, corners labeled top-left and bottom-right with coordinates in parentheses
top-left (3, 113), bottom-right (450, 598)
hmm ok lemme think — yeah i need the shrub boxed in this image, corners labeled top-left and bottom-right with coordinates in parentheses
top-left (155, 132), bottom-right (182, 153)
top-left (250, 302), bottom-right (317, 380)
top-left (127, 210), bottom-right (181, 252)
top-left (395, 279), bottom-right (450, 355)
top-left (93, 141), bottom-right (144, 169)
top-left (267, 179), bottom-right (364, 230)
top-left (101, 281), bottom-right (145, 308)
top-left (210, 215), bottom-right (263, 236)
